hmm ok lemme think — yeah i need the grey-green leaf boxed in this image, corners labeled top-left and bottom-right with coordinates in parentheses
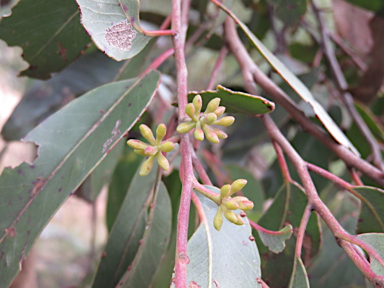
top-left (91, 161), bottom-right (159, 288)
top-left (188, 85), bottom-right (275, 115)
top-left (186, 186), bottom-right (261, 288)
top-left (76, 0), bottom-right (152, 61)
top-left (0, 0), bottom-right (91, 79)
top-left (356, 233), bottom-right (384, 276)
top-left (288, 257), bottom-right (310, 288)
top-left (0, 70), bottom-right (161, 288)
top-left (118, 181), bottom-right (172, 288)
top-left (258, 225), bottom-right (293, 254)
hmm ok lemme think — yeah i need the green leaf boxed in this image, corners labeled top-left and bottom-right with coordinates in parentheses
top-left (218, 5), bottom-right (359, 155)
top-left (356, 233), bottom-right (384, 276)
top-left (0, 70), bottom-right (161, 288)
top-left (118, 181), bottom-right (172, 288)
top-left (354, 186), bottom-right (384, 234)
top-left (106, 146), bottom-right (143, 231)
top-left (258, 225), bottom-right (293, 254)
top-left (268, 0), bottom-right (307, 25)
top-left (288, 257), bottom-right (310, 288)
top-left (188, 85), bottom-right (275, 115)
top-left (344, 0), bottom-right (383, 12)
top-left (0, 0), bottom-right (18, 18)
top-left (76, 0), bottom-right (152, 61)
top-left (255, 182), bottom-right (321, 288)
top-left (91, 161), bottom-right (159, 288)
top-left (76, 139), bottom-right (125, 202)
top-left (355, 103), bottom-right (384, 143)
top-left (185, 186), bottom-right (261, 288)
top-left (0, 0), bottom-right (91, 79)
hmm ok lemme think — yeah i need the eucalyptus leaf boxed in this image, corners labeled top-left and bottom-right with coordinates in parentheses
top-left (268, 0), bottom-right (307, 25)
top-left (185, 186), bottom-right (261, 288)
top-left (76, 0), bottom-right (152, 61)
top-left (0, 0), bottom-right (91, 79)
top-left (188, 85), bottom-right (275, 115)
top-left (91, 161), bottom-right (159, 288)
top-left (258, 225), bottom-right (293, 254)
top-left (0, 70), bottom-right (161, 288)
top-left (288, 256), bottom-right (310, 288)
top-left (356, 233), bottom-right (384, 276)
top-left (118, 181), bottom-right (172, 288)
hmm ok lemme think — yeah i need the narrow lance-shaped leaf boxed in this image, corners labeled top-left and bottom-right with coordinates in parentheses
top-left (288, 256), bottom-right (310, 288)
top-left (118, 181), bottom-right (172, 288)
top-left (188, 85), bottom-right (275, 115)
top-left (214, 3), bottom-right (359, 155)
top-left (0, 0), bottom-right (91, 79)
top-left (184, 186), bottom-right (261, 288)
top-left (76, 0), bottom-right (152, 61)
top-left (92, 161), bottom-right (159, 288)
top-left (0, 70), bottom-right (161, 288)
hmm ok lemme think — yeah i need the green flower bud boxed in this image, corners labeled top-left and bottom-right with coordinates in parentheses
top-left (140, 124), bottom-right (156, 145)
top-left (223, 207), bottom-right (240, 224)
top-left (220, 184), bottom-right (231, 198)
top-left (185, 103), bottom-right (197, 121)
top-left (213, 206), bottom-right (223, 231)
top-left (204, 113), bottom-right (217, 125)
top-left (233, 213), bottom-right (245, 225)
top-left (140, 155), bottom-right (156, 176)
top-left (158, 141), bottom-right (175, 152)
top-left (202, 124), bottom-right (219, 143)
top-left (177, 121), bottom-right (196, 134)
top-left (157, 152), bottom-right (170, 171)
top-left (214, 106), bottom-right (226, 117)
top-left (205, 98), bottom-right (220, 113)
top-left (194, 121), bottom-right (204, 141)
top-left (192, 95), bottom-right (202, 116)
top-left (238, 200), bottom-right (254, 211)
top-left (213, 116), bottom-right (235, 127)
top-left (223, 198), bottom-right (240, 210)
top-left (134, 149), bottom-right (145, 156)
top-left (210, 127), bottom-right (228, 139)
top-left (230, 179), bottom-right (247, 194)
top-left (143, 146), bottom-right (158, 156)
top-left (156, 124), bottom-right (167, 144)
top-left (127, 139), bottom-right (149, 150)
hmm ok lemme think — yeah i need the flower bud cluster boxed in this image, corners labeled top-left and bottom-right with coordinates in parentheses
top-left (127, 124), bottom-right (174, 176)
top-left (177, 95), bottom-right (235, 143)
top-left (213, 179), bottom-right (254, 231)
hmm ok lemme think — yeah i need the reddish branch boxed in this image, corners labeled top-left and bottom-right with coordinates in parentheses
top-left (221, 14), bottom-right (384, 287)
top-left (222, 15), bottom-right (384, 187)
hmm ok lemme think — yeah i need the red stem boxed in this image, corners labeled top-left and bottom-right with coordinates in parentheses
top-left (207, 46), bottom-right (228, 90)
top-left (141, 48), bottom-right (174, 76)
top-left (295, 204), bottom-right (311, 258)
top-left (256, 278), bottom-right (271, 288)
top-left (349, 168), bottom-right (364, 186)
top-left (249, 219), bottom-right (289, 236)
top-left (191, 149), bottom-right (213, 185)
top-left (272, 141), bottom-right (292, 183)
top-left (142, 29), bottom-right (176, 37)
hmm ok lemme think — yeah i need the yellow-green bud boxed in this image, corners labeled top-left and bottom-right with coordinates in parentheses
top-left (224, 208), bottom-right (240, 224)
top-left (134, 149), bottom-right (145, 156)
top-left (157, 152), bottom-right (170, 171)
top-left (238, 200), bottom-right (254, 211)
top-left (192, 95), bottom-right (202, 116)
top-left (127, 139), bottom-right (149, 150)
top-left (156, 124), bottom-right (167, 144)
top-left (143, 146), bottom-right (158, 156)
top-left (220, 184), bottom-right (231, 198)
top-left (230, 179), bottom-right (247, 194)
top-left (210, 127), bottom-right (228, 139)
top-left (140, 124), bottom-right (156, 145)
top-left (233, 213), bottom-right (245, 225)
top-left (214, 106), bottom-right (226, 117)
top-left (185, 103), bottom-right (197, 121)
top-left (194, 122), bottom-right (204, 141)
top-left (213, 206), bottom-right (223, 231)
top-left (213, 116), bottom-right (235, 127)
top-left (177, 122), bottom-right (196, 134)
top-left (223, 198), bottom-right (240, 210)
top-left (202, 124), bottom-right (219, 143)
top-left (204, 113), bottom-right (217, 125)
top-left (158, 142), bottom-right (175, 152)
top-left (140, 156), bottom-right (156, 176)
top-left (205, 98), bottom-right (220, 113)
